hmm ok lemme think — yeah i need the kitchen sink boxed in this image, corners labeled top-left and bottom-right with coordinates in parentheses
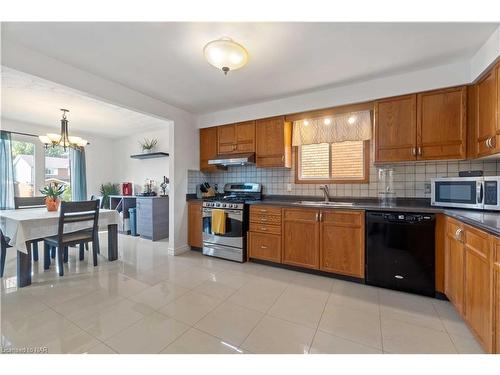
top-left (293, 201), bottom-right (356, 207)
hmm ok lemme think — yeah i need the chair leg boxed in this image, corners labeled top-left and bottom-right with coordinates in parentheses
top-left (0, 242), bottom-right (6, 278)
top-left (79, 243), bottom-right (84, 261)
top-left (32, 242), bottom-right (39, 262)
top-left (63, 246), bottom-right (68, 263)
top-left (43, 243), bottom-right (51, 270)
top-left (51, 246), bottom-right (56, 259)
top-left (92, 240), bottom-right (98, 267)
top-left (57, 247), bottom-right (64, 276)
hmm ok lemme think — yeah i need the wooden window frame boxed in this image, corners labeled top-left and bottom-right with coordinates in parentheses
top-left (294, 140), bottom-right (370, 184)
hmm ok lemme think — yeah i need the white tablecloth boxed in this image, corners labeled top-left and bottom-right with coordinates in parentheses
top-left (0, 208), bottom-right (120, 253)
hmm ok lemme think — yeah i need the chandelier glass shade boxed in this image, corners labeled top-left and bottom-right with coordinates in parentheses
top-left (39, 109), bottom-right (88, 150)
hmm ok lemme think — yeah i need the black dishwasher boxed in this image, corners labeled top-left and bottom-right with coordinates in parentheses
top-left (365, 211), bottom-right (435, 297)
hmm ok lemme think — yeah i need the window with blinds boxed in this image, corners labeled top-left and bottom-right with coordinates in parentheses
top-left (297, 141), bottom-right (368, 183)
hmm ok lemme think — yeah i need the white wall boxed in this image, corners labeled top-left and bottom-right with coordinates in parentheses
top-left (470, 25), bottom-right (500, 80)
top-left (112, 126), bottom-right (171, 194)
top-left (0, 117), bottom-right (115, 197)
top-left (196, 60), bottom-right (471, 128)
top-left (1, 41), bottom-right (198, 255)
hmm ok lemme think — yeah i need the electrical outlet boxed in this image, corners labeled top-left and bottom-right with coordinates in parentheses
top-left (424, 183), bottom-right (431, 194)
top-left (286, 184), bottom-right (292, 192)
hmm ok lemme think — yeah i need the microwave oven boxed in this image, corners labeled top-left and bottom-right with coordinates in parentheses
top-left (431, 176), bottom-right (500, 211)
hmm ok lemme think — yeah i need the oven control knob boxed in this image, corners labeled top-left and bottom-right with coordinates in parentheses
top-left (233, 204), bottom-right (238, 208)
top-left (222, 203), bottom-right (227, 208)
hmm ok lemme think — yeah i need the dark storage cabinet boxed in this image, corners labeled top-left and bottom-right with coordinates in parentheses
top-left (136, 196), bottom-right (169, 241)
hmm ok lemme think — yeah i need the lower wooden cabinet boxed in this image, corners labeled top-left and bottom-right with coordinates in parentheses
top-left (444, 216), bottom-right (495, 353)
top-left (187, 201), bottom-right (203, 248)
top-left (444, 217), bottom-right (466, 314)
top-left (282, 208), bottom-right (365, 276)
top-left (248, 205), bottom-right (282, 263)
top-left (282, 208), bottom-right (320, 269)
top-left (320, 210), bottom-right (365, 278)
top-left (464, 224), bottom-right (493, 352)
top-left (493, 237), bottom-right (500, 354)
top-left (248, 231), bottom-right (281, 263)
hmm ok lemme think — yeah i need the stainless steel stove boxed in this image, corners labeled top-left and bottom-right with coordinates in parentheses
top-left (202, 183), bottom-right (261, 262)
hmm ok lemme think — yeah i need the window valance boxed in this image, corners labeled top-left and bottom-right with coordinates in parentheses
top-left (292, 110), bottom-right (372, 146)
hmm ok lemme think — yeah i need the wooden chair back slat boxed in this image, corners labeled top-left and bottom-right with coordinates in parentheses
top-left (14, 196), bottom-right (46, 209)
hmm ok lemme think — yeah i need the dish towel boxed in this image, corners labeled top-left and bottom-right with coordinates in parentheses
top-left (211, 209), bottom-right (226, 235)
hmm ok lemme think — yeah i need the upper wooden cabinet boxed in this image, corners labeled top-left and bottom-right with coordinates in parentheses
top-left (474, 63), bottom-right (500, 157)
top-left (375, 94), bottom-right (417, 162)
top-left (375, 87), bottom-right (467, 162)
top-left (199, 127), bottom-right (218, 172)
top-left (217, 121), bottom-right (255, 154)
top-left (187, 201), bottom-right (203, 248)
top-left (255, 116), bottom-right (292, 168)
top-left (320, 210), bottom-right (365, 278)
top-left (417, 86), bottom-right (467, 160)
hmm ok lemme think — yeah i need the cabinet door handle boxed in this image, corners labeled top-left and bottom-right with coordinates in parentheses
top-left (411, 147), bottom-right (416, 156)
top-left (259, 209), bottom-right (267, 213)
top-left (319, 212), bottom-right (323, 222)
top-left (281, 155), bottom-right (285, 162)
top-left (260, 245), bottom-right (268, 249)
top-left (486, 138), bottom-right (491, 149)
top-left (315, 212), bottom-right (319, 222)
top-left (455, 228), bottom-right (464, 243)
top-left (260, 218), bottom-right (267, 221)
top-left (417, 147), bottom-right (422, 156)
top-left (490, 136), bottom-right (496, 149)
top-left (260, 227), bottom-right (267, 231)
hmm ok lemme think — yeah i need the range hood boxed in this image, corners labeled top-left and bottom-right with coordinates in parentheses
top-left (208, 153), bottom-right (255, 166)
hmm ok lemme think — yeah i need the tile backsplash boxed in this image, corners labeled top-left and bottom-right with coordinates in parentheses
top-left (188, 156), bottom-right (500, 199)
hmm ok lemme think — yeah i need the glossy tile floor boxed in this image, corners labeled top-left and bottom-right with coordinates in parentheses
top-left (1, 233), bottom-right (484, 354)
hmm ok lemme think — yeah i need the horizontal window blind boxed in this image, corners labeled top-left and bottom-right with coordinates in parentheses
top-left (331, 141), bottom-right (364, 179)
top-left (299, 143), bottom-right (330, 179)
top-left (298, 141), bottom-right (366, 181)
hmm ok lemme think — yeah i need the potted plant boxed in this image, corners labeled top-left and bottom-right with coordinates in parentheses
top-left (40, 183), bottom-right (65, 212)
top-left (100, 183), bottom-right (119, 209)
top-left (139, 137), bottom-right (158, 153)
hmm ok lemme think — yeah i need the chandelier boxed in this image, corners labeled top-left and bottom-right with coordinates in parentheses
top-left (38, 109), bottom-right (88, 150)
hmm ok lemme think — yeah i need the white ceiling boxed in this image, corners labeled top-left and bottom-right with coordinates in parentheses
top-left (1, 22), bottom-right (499, 114)
top-left (1, 67), bottom-right (170, 137)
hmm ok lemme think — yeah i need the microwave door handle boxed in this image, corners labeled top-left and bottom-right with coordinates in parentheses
top-left (477, 181), bottom-right (484, 205)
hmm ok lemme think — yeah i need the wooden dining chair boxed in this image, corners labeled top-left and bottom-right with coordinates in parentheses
top-left (42, 200), bottom-right (100, 276)
top-left (0, 196), bottom-right (46, 277)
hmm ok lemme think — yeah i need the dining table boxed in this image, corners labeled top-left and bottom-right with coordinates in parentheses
top-left (0, 207), bottom-right (120, 287)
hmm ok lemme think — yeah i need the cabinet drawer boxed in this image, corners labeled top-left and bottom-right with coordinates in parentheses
top-left (250, 205), bottom-right (282, 216)
top-left (249, 222), bottom-right (281, 235)
top-left (283, 208), bottom-right (318, 221)
top-left (250, 214), bottom-right (281, 225)
top-left (249, 232), bottom-right (281, 263)
top-left (321, 210), bottom-right (363, 226)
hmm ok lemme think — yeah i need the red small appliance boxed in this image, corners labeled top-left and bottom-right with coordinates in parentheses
top-left (122, 182), bottom-right (133, 196)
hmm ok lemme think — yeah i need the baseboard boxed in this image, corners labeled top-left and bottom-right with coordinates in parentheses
top-left (168, 244), bottom-right (190, 256)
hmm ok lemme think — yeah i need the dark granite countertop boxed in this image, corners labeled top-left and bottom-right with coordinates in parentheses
top-left (185, 194), bottom-right (500, 236)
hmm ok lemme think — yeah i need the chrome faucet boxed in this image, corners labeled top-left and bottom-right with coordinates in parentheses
top-left (319, 185), bottom-right (330, 202)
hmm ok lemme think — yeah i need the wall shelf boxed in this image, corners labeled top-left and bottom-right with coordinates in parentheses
top-left (130, 152), bottom-right (169, 159)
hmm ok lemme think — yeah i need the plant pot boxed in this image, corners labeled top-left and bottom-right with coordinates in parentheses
top-left (45, 198), bottom-right (60, 212)
top-left (143, 148), bottom-right (154, 154)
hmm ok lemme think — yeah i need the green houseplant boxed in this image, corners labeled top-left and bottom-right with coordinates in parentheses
top-left (40, 183), bottom-right (65, 211)
top-left (139, 137), bottom-right (158, 153)
top-left (100, 183), bottom-right (119, 209)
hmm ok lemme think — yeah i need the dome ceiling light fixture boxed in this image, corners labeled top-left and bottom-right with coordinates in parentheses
top-left (39, 109), bottom-right (88, 150)
top-left (203, 36), bottom-right (249, 75)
